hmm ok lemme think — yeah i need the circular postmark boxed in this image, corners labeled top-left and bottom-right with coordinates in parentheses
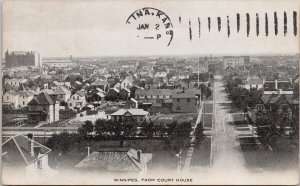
top-left (126, 7), bottom-right (174, 46)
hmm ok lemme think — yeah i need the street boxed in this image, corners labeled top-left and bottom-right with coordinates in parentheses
top-left (210, 76), bottom-right (247, 171)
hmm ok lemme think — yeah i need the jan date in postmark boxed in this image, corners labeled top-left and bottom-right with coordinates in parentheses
top-left (126, 7), bottom-right (174, 46)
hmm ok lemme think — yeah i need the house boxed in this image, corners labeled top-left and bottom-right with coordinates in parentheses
top-left (127, 98), bottom-right (139, 109)
top-left (135, 89), bottom-right (178, 100)
top-left (242, 77), bottom-right (263, 90)
top-left (75, 148), bottom-right (152, 173)
top-left (110, 109), bottom-right (149, 122)
top-left (120, 76), bottom-right (133, 89)
top-left (51, 81), bottom-right (71, 90)
top-left (2, 90), bottom-right (34, 109)
top-left (27, 92), bottom-right (59, 124)
top-left (171, 89), bottom-right (201, 113)
top-left (90, 79), bottom-right (109, 92)
top-left (248, 93), bottom-right (298, 127)
top-left (2, 135), bottom-right (55, 176)
top-left (5, 78), bottom-right (28, 88)
top-left (106, 88), bottom-right (120, 101)
top-left (119, 88), bottom-right (131, 100)
top-left (52, 86), bottom-right (71, 102)
top-left (86, 91), bottom-right (105, 105)
top-left (33, 76), bottom-right (49, 90)
top-left (68, 91), bottom-right (87, 110)
top-left (155, 72), bottom-right (168, 83)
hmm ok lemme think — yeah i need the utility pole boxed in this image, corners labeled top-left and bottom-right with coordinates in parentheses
top-left (198, 59), bottom-right (200, 88)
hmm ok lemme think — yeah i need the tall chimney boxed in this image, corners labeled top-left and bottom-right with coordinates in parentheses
top-left (137, 150), bottom-right (142, 163)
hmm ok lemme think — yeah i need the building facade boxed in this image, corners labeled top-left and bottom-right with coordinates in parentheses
top-left (5, 50), bottom-right (42, 68)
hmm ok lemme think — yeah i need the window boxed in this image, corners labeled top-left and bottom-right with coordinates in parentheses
top-left (187, 98), bottom-right (190, 102)
top-left (37, 160), bottom-right (43, 169)
top-left (257, 104), bottom-right (263, 111)
top-left (176, 106), bottom-right (181, 110)
top-left (177, 98), bottom-right (180, 102)
top-left (7, 96), bottom-right (9, 100)
top-left (157, 95), bottom-right (159, 98)
top-left (23, 101), bottom-right (25, 105)
top-left (163, 95), bottom-right (166, 98)
top-left (70, 103), bottom-right (72, 106)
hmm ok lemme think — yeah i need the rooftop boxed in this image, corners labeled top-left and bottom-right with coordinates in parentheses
top-left (111, 109), bottom-right (149, 116)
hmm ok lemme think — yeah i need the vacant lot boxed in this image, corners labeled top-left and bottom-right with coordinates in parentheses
top-left (190, 137), bottom-right (211, 167)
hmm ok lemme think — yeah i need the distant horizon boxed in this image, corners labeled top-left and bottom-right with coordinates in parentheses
top-left (39, 53), bottom-right (300, 59)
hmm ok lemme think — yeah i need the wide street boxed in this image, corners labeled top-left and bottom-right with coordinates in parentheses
top-left (210, 76), bottom-right (247, 172)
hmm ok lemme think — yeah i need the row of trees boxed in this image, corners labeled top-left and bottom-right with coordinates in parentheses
top-left (225, 76), bottom-right (262, 110)
top-left (78, 119), bottom-right (194, 141)
top-left (78, 120), bottom-right (138, 139)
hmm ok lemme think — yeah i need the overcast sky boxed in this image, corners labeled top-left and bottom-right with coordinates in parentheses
top-left (3, 0), bottom-right (299, 57)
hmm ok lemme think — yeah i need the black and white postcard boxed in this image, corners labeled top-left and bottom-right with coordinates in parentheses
top-left (1, 0), bottom-right (299, 185)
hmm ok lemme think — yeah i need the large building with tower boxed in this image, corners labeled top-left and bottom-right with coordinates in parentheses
top-left (4, 50), bottom-right (42, 68)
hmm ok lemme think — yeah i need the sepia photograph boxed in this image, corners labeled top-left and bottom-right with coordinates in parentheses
top-left (1, 0), bottom-right (299, 185)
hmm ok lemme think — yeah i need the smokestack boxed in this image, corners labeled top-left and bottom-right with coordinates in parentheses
top-left (137, 150), bottom-right (142, 163)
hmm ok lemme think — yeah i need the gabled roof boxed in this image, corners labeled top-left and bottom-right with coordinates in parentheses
top-left (91, 79), bottom-right (107, 86)
top-left (261, 94), bottom-right (292, 105)
top-left (53, 86), bottom-right (71, 95)
top-left (111, 109), bottom-right (149, 116)
top-left (172, 89), bottom-right (201, 98)
top-left (75, 91), bottom-right (85, 97)
top-left (28, 92), bottom-right (55, 105)
top-left (41, 89), bottom-right (54, 95)
top-left (75, 148), bottom-right (152, 172)
top-left (135, 89), bottom-right (179, 96)
top-left (2, 135), bottom-right (51, 167)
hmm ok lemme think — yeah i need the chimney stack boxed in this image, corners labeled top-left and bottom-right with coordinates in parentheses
top-left (137, 150), bottom-right (142, 163)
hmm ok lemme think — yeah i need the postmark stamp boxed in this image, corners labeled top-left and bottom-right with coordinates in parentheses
top-left (126, 7), bottom-right (174, 46)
